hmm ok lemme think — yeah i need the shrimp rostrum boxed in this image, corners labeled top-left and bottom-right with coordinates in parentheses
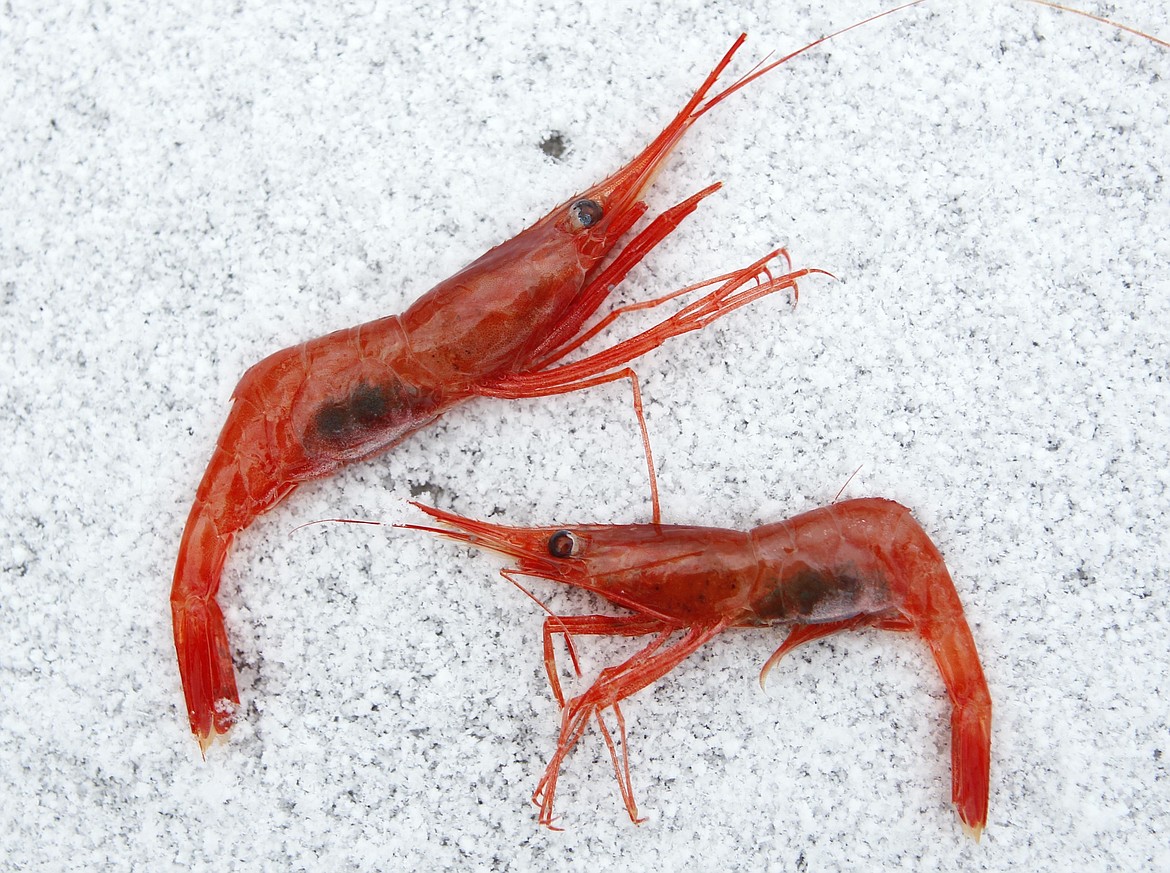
top-left (407, 497), bottom-right (992, 837)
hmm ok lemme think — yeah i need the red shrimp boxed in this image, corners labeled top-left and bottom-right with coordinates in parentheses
top-left (405, 498), bottom-right (991, 838)
top-left (170, 7), bottom-right (925, 751)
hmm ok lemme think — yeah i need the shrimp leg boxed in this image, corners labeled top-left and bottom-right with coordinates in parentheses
top-left (533, 622), bottom-right (726, 827)
top-left (480, 254), bottom-right (817, 522)
top-left (481, 254), bottom-right (817, 403)
top-left (758, 611), bottom-right (915, 688)
top-left (540, 613), bottom-right (671, 706)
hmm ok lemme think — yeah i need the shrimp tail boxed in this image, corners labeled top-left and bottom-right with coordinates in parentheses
top-left (171, 392), bottom-right (298, 751)
top-left (171, 498), bottom-right (240, 753)
top-left (917, 599), bottom-right (992, 841)
top-left (892, 511), bottom-right (992, 839)
top-left (951, 695), bottom-right (992, 841)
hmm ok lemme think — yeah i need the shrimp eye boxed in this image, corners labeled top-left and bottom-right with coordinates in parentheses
top-left (548, 530), bottom-right (577, 559)
top-left (569, 199), bottom-right (603, 230)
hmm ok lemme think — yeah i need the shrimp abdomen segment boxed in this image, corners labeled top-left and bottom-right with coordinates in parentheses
top-left (748, 498), bottom-right (991, 837)
top-left (245, 315), bottom-right (450, 469)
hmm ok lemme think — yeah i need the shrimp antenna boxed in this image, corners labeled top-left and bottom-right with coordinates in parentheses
top-left (1024, 0), bottom-right (1168, 48)
top-left (697, 0), bottom-right (928, 118)
top-left (289, 517), bottom-right (384, 534)
top-left (833, 465), bottom-right (864, 503)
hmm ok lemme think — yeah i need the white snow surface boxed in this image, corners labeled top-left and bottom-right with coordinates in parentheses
top-left (2, 0), bottom-right (1168, 870)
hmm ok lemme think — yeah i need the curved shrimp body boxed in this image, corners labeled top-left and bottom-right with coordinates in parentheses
top-left (172, 316), bottom-right (453, 747)
top-left (748, 500), bottom-right (992, 838)
top-left (171, 33), bottom-right (832, 750)
top-left (408, 497), bottom-right (990, 837)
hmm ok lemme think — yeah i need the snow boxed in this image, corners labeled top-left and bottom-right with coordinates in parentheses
top-left (1, 0), bottom-right (1168, 870)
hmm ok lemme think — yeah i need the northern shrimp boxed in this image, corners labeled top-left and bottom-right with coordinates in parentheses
top-left (170, 6), bottom-right (925, 751)
top-left (404, 498), bottom-right (991, 837)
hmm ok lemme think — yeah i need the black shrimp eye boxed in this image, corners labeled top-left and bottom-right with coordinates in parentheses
top-left (548, 530), bottom-right (577, 559)
top-left (569, 199), bottom-right (603, 230)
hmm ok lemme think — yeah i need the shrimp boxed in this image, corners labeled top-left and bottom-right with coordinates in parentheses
top-left (171, 6), bottom-right (923, 751)
top-left (405, 498), bottom-right (991, 838)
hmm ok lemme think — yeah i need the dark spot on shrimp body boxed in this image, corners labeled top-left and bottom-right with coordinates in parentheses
top-left (313, 380), bottom-right (412, 442)
top-left (750, 565), bottom-right (869, 625)
top-left (788, 568), bottom-right (865, 620)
